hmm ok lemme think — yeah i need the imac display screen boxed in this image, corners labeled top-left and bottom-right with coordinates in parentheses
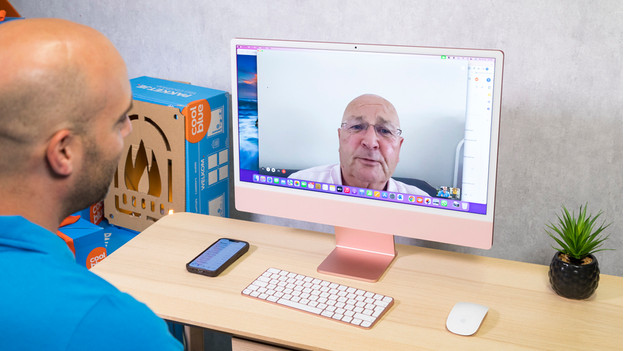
top-left (231, 39), bottom-right (503, 281)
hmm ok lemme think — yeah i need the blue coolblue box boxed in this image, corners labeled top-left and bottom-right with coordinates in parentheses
top-left (58, 218), bottom-right (106, 269)
top-left (100, 219), bottom-right (139, 255)
top-left (73, 201), bottom-right (104, 225)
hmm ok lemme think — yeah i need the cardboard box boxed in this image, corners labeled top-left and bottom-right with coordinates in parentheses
top-left (104, 76), bottom-right (230, 232)
top-left (0, 0), bottom-right (21, 22)
top-left (101, 220), bottom-right (139, 255)
top-left (74, 201), bottom-right (104, 225)
top-left (57, 216), bottom-right (107, 269)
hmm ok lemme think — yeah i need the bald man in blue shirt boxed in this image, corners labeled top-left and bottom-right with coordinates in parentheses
top-left (0, 18), bottom-right (182, 350)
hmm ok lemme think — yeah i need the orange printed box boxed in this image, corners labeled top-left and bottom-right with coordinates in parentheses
top-left (104, 77), bottom-right (229, 232)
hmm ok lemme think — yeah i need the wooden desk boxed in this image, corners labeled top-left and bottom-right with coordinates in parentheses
top-left (92, 212), bottom-right (623, 350)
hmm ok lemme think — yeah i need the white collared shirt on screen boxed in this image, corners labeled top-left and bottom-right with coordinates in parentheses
top-left (288, 164), bottom-right (428, 196)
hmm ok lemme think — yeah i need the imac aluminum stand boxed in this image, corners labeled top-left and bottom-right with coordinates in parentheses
top-left (317, 227), bottom-right (396, 282)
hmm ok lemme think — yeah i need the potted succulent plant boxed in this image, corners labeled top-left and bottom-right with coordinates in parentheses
top-left (546, 204), bottom-right (612, 299)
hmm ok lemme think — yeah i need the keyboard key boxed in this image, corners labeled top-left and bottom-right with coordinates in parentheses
top-left (278, 297), bottom-right (323, 314)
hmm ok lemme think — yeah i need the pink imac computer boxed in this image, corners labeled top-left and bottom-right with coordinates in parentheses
top-left (231, 39), bottom-right (504, 282)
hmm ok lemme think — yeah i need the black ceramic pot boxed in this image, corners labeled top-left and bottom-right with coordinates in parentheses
top-left (549, 252), bottom-right (600, 299)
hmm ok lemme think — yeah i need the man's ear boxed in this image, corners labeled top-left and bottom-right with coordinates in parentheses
top-left (46, 129), bottom-right (76, 176)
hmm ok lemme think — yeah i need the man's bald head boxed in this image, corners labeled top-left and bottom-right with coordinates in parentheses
top-left (0, 18), bottom-right (129, 174)
top-left (341, 94), bottom-right (400, 127)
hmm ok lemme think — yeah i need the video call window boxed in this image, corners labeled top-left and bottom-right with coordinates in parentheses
top-left (236, 45), bottom-right (497, 215)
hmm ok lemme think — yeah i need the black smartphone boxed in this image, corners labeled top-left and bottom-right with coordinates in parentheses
top-left (186, 238), bottom-right (250, 277)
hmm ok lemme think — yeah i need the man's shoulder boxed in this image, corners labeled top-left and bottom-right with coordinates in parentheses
top-left (388, 178), bottom-right (429, 196)
top-left (60, 266), bottom-right (166, 326)
top-left (68, 293), bottom-right (182, 350)
top-left (0, 255), bottom-right (182, 350)
top-left (288, 164), bottom-right (339, 183)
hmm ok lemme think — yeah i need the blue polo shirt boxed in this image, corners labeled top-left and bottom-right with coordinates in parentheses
top-left (0, 216), bottom-right (183, 350)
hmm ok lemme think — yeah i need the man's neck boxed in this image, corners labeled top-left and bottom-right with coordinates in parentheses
top-left (0, 182), bottom-right (63, 232)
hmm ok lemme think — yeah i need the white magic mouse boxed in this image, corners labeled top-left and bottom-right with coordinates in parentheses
top-left (446, 302), bottom-right (489, 336)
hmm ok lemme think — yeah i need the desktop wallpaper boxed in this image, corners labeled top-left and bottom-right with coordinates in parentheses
top-left (236, 54), bottom-right (259, 172)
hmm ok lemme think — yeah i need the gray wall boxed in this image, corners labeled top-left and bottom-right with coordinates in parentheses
top-left (11, 0), bottom-right (622, 276)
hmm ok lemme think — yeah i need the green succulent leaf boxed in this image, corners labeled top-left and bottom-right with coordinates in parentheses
top-left (545, 204), bottom-right (613, 260)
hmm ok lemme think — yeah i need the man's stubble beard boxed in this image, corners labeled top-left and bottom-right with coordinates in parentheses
top-left (62, 139), bottom-right (120, 218)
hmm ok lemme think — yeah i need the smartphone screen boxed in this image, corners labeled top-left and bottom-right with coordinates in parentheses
top-left (186, 238), bottom-right (249, 277)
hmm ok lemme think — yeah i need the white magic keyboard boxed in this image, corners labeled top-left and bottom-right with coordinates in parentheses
top-left (242, 268), bottom-right (394, 328)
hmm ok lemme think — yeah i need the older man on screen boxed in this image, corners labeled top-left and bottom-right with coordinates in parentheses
top-left (290, 94), bottom-right (428, 195)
